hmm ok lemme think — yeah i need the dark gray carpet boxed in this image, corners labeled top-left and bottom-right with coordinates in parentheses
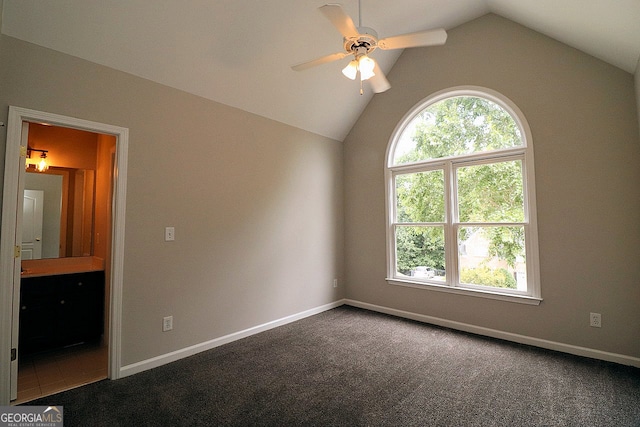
top-left (27, 306), bottom-right (640, 426)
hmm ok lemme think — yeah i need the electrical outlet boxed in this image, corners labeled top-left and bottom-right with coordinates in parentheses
top-left (589, 312), bottom-right (601, 328)
top-left (163, 316), bottom-right (173, 331)
top-left (333, 279), bottom-right (338, 288)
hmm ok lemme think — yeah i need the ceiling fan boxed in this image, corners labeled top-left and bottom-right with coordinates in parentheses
top-left (291, 2), bottom-right (447, 94)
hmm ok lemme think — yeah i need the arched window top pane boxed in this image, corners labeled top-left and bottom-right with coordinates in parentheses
top-left (392, 95), bottom-right (524, 165)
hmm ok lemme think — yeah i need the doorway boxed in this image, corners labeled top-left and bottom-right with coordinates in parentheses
top-left (18, 123), bottom-right (113, 403)
top-left (0, 107), bottom-right (129, 405)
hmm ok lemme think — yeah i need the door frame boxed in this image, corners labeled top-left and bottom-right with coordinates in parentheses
top-left (0, 106), bottom-right (129, 404)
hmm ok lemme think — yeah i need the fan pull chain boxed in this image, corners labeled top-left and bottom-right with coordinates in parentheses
top-left (360, 79), bottom-right (364, 95)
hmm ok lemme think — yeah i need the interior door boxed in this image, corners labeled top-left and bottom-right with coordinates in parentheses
top-left (22, 190), bottom-right (44, 260)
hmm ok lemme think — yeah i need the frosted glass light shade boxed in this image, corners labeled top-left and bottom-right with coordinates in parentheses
top-left (342, 60), bottom-right (358, 80)
top-left (359, 55), bottom-right (375, 80)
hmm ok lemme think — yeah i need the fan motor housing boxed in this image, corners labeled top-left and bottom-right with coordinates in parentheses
top-left (344, 26), bottom-right (378, 54)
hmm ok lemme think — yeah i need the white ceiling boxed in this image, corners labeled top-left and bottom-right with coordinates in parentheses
top-left (2, 0), bottom-right (639, 141)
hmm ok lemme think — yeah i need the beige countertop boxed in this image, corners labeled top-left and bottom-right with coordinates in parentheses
top-left (21, 256), bottom-right (105, 278)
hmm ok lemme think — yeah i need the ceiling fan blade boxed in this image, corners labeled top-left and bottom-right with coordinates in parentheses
top-left (368, 61), bottom-right (391, 93)
top-left (291, 52), bottom-right (350, 72)
top-left (378, 28), bottom-right (447, 50)
top-left (319, 4), bottom-right (360, 39)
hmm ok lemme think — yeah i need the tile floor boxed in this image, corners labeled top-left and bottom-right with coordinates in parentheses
top-left (15, 343), bottom-right (108, 404)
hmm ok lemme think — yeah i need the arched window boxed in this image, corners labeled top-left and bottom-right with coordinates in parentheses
top-left (385, 87), bottom-right (541, 304)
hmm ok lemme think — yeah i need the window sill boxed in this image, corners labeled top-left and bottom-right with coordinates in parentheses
top-left (386, 278), bottom-right (542, 305)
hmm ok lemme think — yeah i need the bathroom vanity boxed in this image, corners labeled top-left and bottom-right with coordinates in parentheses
top-left (20, 257), bottom-right (105, 356)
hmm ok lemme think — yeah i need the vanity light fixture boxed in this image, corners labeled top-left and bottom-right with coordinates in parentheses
top-left (26, 147), bottom-right (49, 172)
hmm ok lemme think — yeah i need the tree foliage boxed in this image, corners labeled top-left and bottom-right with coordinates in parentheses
top-left (394, 96), bottom-right (522, 164)
top-left (396, 226), bottom-right (445, 275)
top-left (460, 266), bottom-right (517, 289)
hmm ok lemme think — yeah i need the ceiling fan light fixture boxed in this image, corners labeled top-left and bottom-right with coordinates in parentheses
top-left (358, 55), bottom-right (375, 81)
top-left (293, 4), bottom-right (448, 95)
top-left (342, 59), bottom-right (358, 80)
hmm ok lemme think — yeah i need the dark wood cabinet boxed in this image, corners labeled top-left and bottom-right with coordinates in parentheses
top-left (19, 271), bottom-right (105, 356)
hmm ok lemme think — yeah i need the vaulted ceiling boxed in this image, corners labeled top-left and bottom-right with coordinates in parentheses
top-left (2, 0), bottom-right (639, 141)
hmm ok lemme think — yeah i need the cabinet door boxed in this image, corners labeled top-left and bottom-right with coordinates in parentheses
top-left (19, 276), bottom-right (59, 355)
top-left (58, 271), bottom-right (105, 346)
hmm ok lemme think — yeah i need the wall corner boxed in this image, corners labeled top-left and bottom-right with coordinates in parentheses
top-left (635, 56), bottom-right (640, 139)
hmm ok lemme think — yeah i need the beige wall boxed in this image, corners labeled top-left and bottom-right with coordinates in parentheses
top-left (0, 35), bottom-right (344, 366)
top-left (344, 14), bottom-right (640, 358)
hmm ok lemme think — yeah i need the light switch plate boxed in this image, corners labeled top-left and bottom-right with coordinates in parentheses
top-left (165, 227), bottom-right (175, 241)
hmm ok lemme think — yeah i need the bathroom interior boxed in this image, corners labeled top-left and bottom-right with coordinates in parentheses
top-left (16, 123), bottom-right (115, 403)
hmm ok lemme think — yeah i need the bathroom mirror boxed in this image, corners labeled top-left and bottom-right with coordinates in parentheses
top-left (24, 167), bottom-right (95, 259)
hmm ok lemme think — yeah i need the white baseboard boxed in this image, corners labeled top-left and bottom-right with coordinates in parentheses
top-left (345, 299), bottom-right (640, 368)
top-left (119, 300), bottom-right (345, 378)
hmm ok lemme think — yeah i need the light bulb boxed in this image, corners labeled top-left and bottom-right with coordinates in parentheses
top-left (37, 153), bottom-right (48, 172)
top-left (358, 55), bottom-right (376, 81)
top-left (342, 60), bottom-right (358, 80)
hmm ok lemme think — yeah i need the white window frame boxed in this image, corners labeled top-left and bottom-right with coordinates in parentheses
top-left (385, 87), bottom-right (542, 305)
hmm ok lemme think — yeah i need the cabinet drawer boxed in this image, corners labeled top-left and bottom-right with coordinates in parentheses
top-left (20, 275), bottom-right (58, 299)
top-left (58, 271), bottom-right (102, 293)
